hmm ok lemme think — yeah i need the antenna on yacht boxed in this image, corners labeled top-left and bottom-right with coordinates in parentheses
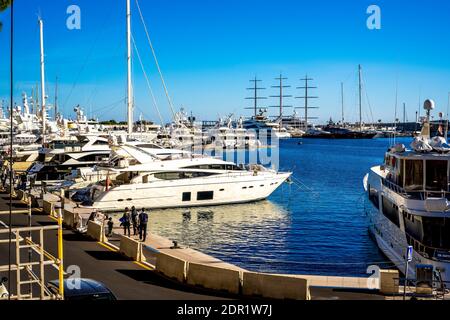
top-left (245, 77), bottom-right (267, 117)
top-left (38, 18), bottom-right (47, 143)
top-left (422, 99), bottom-right (435, 139)
top-left (126, 0), bottom-right (133, 136)
top-left (269, 73), bottom-right (292, 128)
top-left (296, 75), bottom-right (318, 132)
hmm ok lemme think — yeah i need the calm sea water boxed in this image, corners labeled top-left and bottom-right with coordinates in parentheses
top-left (146, 137), bottom-right (411, 277)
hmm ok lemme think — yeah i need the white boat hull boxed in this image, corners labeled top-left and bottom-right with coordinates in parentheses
top-left (366, 167), bottom-right (450, 286)
top-left (92, 172), bottom-right (291, 211)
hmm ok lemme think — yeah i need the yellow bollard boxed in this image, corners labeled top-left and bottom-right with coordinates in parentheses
top-left (58, 209), bottom-right (64, 300)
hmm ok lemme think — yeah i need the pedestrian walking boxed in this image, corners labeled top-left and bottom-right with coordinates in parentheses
top-left (138, 208), bottom-right (149, 242)
top-left (107, 218), bottom-right (114, 237)
top-left (121, 207), bottom-right (131, 237)
top-left (131, 206), bottom-right (139, 236)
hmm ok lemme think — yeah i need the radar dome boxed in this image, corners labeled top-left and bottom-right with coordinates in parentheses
top-left (424, 99), bottom-right (435, 111)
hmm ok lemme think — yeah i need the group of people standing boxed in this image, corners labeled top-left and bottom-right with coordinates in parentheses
top-left (121, 206), bottom-right (149, 242)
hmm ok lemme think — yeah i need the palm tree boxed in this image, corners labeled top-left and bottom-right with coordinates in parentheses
top-left (0, 0), bottom-right (13, 32)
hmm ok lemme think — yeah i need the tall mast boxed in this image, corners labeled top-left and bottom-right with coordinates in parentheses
top-left (341, 82), bottom-right (345, 125)
top-left (270, 73), bottom-right (292, 127)
top-left (126, 0), bottom-right (133, 135)
top-left (403, 102), bottom-right (406, 130)
top-left (39, 18), bottom-right (47, 142)
top-left (54, 76), bottom-right (58, 120)
top-left (296, 75), bottom-right (318, 131)
top-left (245, 77), bottom-right (266, 117)
top-left (358, 64), bottom-right (362, 131)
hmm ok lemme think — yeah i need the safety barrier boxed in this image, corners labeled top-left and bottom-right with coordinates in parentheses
top-left (186, 262), bottom-right (241, 295)
top-left (87, 221), bottom-right (104, 242)
top-left (63, 209), bottom-right (76, 229)
top-left (379, 269), bottom-right (399, 295)
top-left (242, 272), bottom-right (310, 300)
top-left (16, 190), bottom-right (26, 202)
top-left (43, 200), bottom-right (55, 216)
top-left (155, 252), bottom-right (187, 283)
top-left (119, 236), bottom-right (146, 262)
top-left (29, 194), bottom-right (40, 208)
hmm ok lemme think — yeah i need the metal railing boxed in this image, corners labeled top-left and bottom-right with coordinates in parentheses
top-left (382, 178), bottom-right (450, 201)
top-left (405, 234), bottom-right (450, 263)
top-left (391, 277), bottom-right (450, 300)
top-left (0, 191), bottom-right (65, 301)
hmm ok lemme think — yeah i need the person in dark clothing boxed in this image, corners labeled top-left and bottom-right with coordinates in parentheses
top-left (138, 209), bottom-right (149, 242)
top-left (122, 207), bottom-right (131, 237)
top-left (107, 218), bottom-right (114, 237)
top-left (131, 206), bottom-right (139, 236)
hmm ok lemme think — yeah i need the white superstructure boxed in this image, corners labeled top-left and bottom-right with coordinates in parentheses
top-left (364, 100), bottom-right (450, 286)
top-left (83, 143), bottom-right (291, 211)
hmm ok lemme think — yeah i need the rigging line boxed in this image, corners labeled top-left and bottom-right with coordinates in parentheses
top-left (8, 0), bottom-right (14, 299)
top-left (134, 104), bottom-right (157, 124)
top-left (361, 72), bottom-right (375, 125)
top-left (131, 35), bottom-right (165, 127)
top-left (95, 100), bottom-right (124, 118)
top-left (95, 98), bottom-right (127, 113)
top-left (135, 0), bottom-right (176, 120)
top-left (62, 4), bottom-right (115, 112)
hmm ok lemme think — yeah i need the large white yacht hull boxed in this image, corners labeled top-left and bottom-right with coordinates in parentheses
top-left (365, 168), bottom-right (450, 285)
top-left (92, 172), bottom-right (291, 211)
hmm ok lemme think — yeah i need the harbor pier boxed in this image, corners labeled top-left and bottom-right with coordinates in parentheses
top-left (0, 186), bottom-right (405, 300)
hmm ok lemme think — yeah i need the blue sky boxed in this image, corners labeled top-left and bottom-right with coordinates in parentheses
top-left (1, 0), bottom-right (450, 124)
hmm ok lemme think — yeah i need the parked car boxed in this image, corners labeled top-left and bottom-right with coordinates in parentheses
top-left (0, 277), bottom-right (8, 299)
top-left (47, 278), bottom-right (117, 301)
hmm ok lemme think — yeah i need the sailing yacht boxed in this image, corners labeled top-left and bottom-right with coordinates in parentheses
top-left (243, 110), bottom-right (291, 139)
top-left (84, 142), bottom-right (291, 211)
top-left (364, 99), bottom-right (450, 285)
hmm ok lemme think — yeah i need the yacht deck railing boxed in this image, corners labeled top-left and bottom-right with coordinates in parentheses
top-left (382, 178), bottom-right (450, 201)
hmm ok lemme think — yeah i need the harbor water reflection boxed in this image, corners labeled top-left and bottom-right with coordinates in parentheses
top-left (137, 138), bottom-right (410, 277)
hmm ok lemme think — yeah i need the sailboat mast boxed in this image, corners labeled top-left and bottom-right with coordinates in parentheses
top-left (54, 76), bottom-right (58, 120)
top-left (341, 82), bottom-right (344, 125)
top-left (358, 64), bottom-right (362, 131)
top-left (245, 77), bottom-right (266, 118)
top-left (39, 18), bottom-right (47, 142)
top-left (254, 76), bottom-right (257, 117)
top-left (270, 74), bottom-right (292, 128)
top-left (295, 76), bottom-right (318, 131)
top-left (126, 0), bottom-right (133, 135)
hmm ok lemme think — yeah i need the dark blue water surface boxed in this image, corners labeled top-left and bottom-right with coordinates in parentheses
top-left (148, 137), bottom-right (411, 277)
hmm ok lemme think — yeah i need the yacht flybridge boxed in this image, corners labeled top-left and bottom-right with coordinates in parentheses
top-left (364, 99), bottom-right (450, 285)
top-left (82, 141), bottom-right (292, 211)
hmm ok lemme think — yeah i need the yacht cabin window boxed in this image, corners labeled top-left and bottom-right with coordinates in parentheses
top-left (404, 160), bottom-right (423, 191)
top-left (421, 217), bottom-right (450, 250)
top-left (425, 160), bottom-right (448, 192)
top-left (154, 171), bottom-right (218, 181)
